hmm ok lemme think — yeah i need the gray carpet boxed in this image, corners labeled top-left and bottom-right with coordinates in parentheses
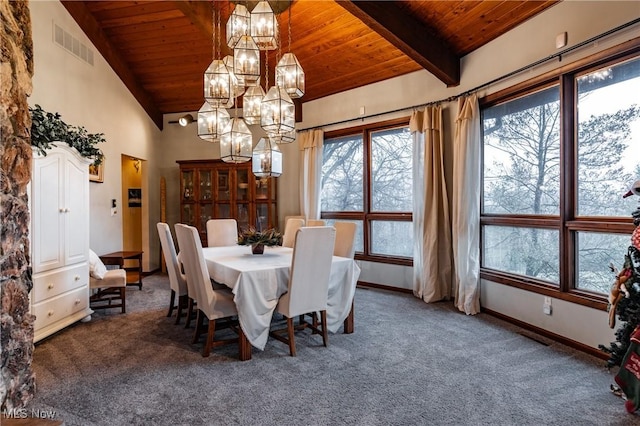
top-left (28, 273), bottom-right (638, 425)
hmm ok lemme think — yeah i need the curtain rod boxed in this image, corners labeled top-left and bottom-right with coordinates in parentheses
top-left (298, 17), bottom-right (640, 133)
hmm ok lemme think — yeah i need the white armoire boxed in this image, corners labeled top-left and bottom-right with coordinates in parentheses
top-left (31, 142), bottom-right (93, 342)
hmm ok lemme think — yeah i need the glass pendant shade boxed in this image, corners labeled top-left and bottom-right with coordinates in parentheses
top-left (276, 53), bottom-right (305, 99)
top-left (243, 84), bottom-right (265, 125)
top-left (223, 55), bottom-right (245, 97)
top-left (204, 59), bottom-right (232, 107)
top-left (250, 1), bottom-right (278, 51)
top-left (234, 35), bottom-right (261, 87)
top-left (252, 138), bottom-right (282, 178)
top-left (260, 86), bottom-right (295, 135)
top-left (220, 117), bottom-right (252, 163)
top-left (226, 4), bottom-right (250, 49)
top-left (270, 129), bottom-right (296, 144)
top-left (197, 102), bottom-right (230, 143)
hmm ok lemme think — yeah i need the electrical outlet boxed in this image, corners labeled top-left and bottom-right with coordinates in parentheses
top-left (543, 297), bottom-right (552, 315)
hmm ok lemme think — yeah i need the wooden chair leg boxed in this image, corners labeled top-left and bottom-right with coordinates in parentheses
top-left (174, 295), bottom-right (185, 325)
top-left (320, 310), bottom-right (328, 347)
top-left (185, 298), bottom-right (194, 329)
top-left (202, 318), bottom-right (216, 358)
top-left (192, 310), bottom-right (204, 344)
top-left (287, 317), bottom-right (296, 357)
top-left (167, 289), bottom-right (176, 317)
top-left (121, 287), bottom-right (126, 314)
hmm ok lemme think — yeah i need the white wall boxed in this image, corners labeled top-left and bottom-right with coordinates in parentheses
top-left (29, 1), bottom-right (163, 271)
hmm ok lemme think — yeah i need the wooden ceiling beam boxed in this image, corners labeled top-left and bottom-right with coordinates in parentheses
top-left (60, 1), bottom-right (164, 129)
top-left (338, 0), bottom-right (460, 87)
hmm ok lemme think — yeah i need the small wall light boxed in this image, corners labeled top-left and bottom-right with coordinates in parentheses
top-left (178, 114), bottom-right (195, 126)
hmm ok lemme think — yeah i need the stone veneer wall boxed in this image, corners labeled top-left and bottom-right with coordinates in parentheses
top-left (0, 0), bottom-right (35, 410)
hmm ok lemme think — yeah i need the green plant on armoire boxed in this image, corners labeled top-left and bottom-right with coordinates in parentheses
top-left (29, 104), bottom-right (104, 164)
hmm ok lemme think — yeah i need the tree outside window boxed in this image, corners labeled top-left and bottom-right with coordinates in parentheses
top-left (481, 52), bottom-right (640, 299)
top-left (321, 120), bottom-right (413, 262)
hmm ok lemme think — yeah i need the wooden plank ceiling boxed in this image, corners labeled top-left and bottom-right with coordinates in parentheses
top-left (60, 0), bottom-right (558, 129)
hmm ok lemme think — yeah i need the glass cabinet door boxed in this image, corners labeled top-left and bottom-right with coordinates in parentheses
top-left (199, 170), bottom-right (212, 201)
top-left (182, 170), bottom-right (194, 201)
top-left (237, 168), bottom-right (250, 201)
top-left (182, 204), bottom-right (195, 226)
top-left (237, 204), bottom-right (250, 230)
top-left (199, 204), bottom-right (213, 231)
top-left (256, 204), bottom-right (269, 231)
top-left (216, 204), bottom-right (231, 218)
top-left (255, 177), bottom-right (270, 200)
top-left (217, 170), bottom-right (230, 201)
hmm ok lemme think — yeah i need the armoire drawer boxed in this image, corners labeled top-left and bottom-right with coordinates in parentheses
top-left (32, 263), bottom-right (88, 303)
top-left (32, 286), bottom-right (89, 331)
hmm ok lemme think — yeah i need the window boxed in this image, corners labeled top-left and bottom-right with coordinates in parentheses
top-left (321, 119), bottom-right (413, 263)
top-left (481, 48), bottom-right (640, 307)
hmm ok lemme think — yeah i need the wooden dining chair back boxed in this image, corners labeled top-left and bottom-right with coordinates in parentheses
top-left (157, 222), bottom-right (190, 324)
top-left (333, 221), bottom-right (357, 258)
top-left (282, 217), bottom-right (305, 248)
top-left (306, 219), bottom-right (326, 226)
top-left (206, 218), bottom-right (238, 247)
top-left (271, 226), bottom-right (336, 356)
top-left (175, 224), bottom-right (245, 358)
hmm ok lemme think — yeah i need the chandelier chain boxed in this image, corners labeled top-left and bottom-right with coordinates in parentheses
top-left (288, 5), bottom-right (292, 53)
top-left (265, 49), bottom-right (269, 88)
top-left (216, 1), bottom-right (221, 60)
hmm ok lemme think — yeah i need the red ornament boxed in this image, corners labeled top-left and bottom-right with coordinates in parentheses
top-left (632, 227), bottom-right (640, 251)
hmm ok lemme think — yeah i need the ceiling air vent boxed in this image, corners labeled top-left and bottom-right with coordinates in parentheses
top-left (53, 22), bottom-right (94, 66)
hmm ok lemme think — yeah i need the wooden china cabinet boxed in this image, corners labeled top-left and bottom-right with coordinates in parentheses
top-left (176, 159), bottom-right (278, 245)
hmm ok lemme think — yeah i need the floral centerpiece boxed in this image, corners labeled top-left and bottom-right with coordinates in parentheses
top-left (237, 227), bottom-right (282, 254)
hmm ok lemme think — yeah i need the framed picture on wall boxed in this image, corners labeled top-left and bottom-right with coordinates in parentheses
top-left (89, 159), bottom-right (104, 183)
top-left (128, 188), bottom-right (142, 207)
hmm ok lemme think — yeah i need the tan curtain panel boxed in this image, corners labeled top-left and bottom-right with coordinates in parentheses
top-left (452, 95), bottom-right (481, 315)
top-left (298, 129), bottom-right (324, 220)
top-left (411, 107), bottom-right (452, 303)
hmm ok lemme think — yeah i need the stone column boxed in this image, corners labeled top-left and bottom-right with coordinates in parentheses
top-left (1, 0), bottom-right (36, 410)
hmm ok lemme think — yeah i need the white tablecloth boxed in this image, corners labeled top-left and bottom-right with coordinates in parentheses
top-left (202, 245), bottom-right (360, 350)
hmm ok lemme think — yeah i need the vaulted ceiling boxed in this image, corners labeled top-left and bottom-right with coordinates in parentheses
top-left (60, 0), bottom-right (559, 129)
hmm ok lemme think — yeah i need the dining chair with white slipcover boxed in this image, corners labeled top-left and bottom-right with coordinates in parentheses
top-left (206, 218), bottom-right (238, 247)
top-left (157, 222), bottom-right (190, 324)
top-left (175, 224), bottom-right (246, 358)
top-left (269, 226), bottom-right (336, 356)
top-left (333, 221), bottom-right (357, 259)
top-left (281, 217), bottom-right (305, 248)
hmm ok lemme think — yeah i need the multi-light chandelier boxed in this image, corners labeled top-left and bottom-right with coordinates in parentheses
top-left (197, 0), bottom-right (304, 178)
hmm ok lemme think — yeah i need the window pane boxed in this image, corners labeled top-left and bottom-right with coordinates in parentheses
top-left (577, 57), bottom-right (640, 217)
top-left (577, 232), bottom-right (633, 294)
top-left (324, 219), bottom-right (363, 253)
top-left (371, 127), bottom-right (413, 212)
top-left (482, 86), bottom-right (561, 215)
top-left (371, 221), bottom-right (413, 257)
top-left (321, 135), bottom-right (363, 211)
top-left (482, 225), bottom-right (559, 283)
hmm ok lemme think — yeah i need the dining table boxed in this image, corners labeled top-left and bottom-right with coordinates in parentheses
top-left (202, 245), bottom-right (360, 359)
